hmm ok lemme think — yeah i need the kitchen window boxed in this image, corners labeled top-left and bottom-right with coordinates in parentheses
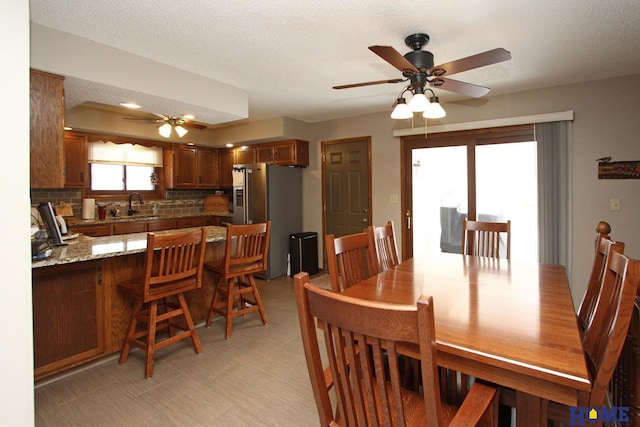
top-left (90, 163), bottom-right (155, 191)
top-left (87, 140), bottom-right (163, 197)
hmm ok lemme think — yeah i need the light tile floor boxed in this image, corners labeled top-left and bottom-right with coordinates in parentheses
top-left (34, 273), bottom-right (332, 427)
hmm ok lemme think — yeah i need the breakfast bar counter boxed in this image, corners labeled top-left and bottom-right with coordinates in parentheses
top-left (31, 225), bottom-right (228, 269)
top-left (32, 226), bottom-right (228, 380)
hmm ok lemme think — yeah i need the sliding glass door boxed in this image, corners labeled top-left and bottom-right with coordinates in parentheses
top-left (401, 125), bottom-right (536, 260)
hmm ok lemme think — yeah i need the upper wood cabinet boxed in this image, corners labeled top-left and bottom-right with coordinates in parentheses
top-left (30, 69), bottom-right (65, 188)
top-left (64, 131), bottom-right (88, 188)
top-left (173, 145), bottom-right (198, 187)
top-left (235, 146), bottom-right (256, 165)
top-left (256, 139), bottom-right (309, 167)
top-left (171, 145), bottom-right (220, 188)
top-left (196, 146), bottom-right (219, 187)
top-left (218, 148), bottom-right (235, 188)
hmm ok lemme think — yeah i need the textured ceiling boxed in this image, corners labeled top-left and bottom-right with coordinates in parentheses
top-left (29, 0), bottom-right (640, 126)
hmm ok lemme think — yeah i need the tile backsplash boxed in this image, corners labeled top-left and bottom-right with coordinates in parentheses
top-left (30, 189), bottom-right (231, 218)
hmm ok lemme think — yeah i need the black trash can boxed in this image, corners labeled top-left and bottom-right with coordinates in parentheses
top-left (289, 232), bottom-right (319, 277)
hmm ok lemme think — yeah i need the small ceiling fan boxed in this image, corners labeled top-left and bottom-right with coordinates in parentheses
top-left (123, 113), bottom-right (207, 138)
top-left (333, 33), bottom-right (511, 118)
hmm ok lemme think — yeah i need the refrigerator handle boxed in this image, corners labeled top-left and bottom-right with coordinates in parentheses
top-left (246, 169), bottom-right (252, 224)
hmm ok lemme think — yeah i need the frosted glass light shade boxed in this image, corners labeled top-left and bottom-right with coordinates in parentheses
top-left (391, 98), bottom-right (413, 119)
top-left (408, 93), bottom-right (430, 112)
top-left (423, 97), bottom-right (446, 119)
top-left (174, 125), bottom-right (188, 137)
top-left (159, 123), bottom-right (172, 138)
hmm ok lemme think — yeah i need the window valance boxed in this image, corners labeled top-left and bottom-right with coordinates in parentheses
top-left (88, 141), bottom-right (163, 167)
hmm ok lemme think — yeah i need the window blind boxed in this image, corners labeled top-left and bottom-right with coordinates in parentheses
top-left (88, 141), bottom-right (163, 167)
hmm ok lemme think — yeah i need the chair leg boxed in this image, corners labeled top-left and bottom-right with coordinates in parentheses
top-left (145, 300), bottom-right (159, 379)
top-left (224, 278), bottom-right (236, 339)
top-left (177, 293), bottom-right (202, 353)
top-left (119, 298), bottom-right (143, 364)
top-left (248, 275), bottom-right (268, 325)
top-left (206, 275), bottom-right (224, 327)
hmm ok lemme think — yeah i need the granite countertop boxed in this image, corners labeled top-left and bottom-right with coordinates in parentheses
top-left (67, 211), bottom-right (233, 227)
top-left (32, 225), bottom-right (227, 269)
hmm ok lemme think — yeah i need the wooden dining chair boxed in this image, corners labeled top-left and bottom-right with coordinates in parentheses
top-left (325, 232), bottom-right (379, 292)
top-left (118, 228), bottom-right (207, 378)
top-left (547, 251), bottom-right (640, 425)
top-left (293, 271), bottom-right (499, 426)
top-left (204, 221), bottom-right (270, 339)
top-left (577, 221), bottom-right (624, 334)
top-left (461, 219), bottom-right (511, 260)
top-left (367, 221), bottom-right (400, 272)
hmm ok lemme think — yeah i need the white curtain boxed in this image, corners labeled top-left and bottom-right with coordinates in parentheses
top-left (88, 140), bottom-right (163, 167)
top-left (536, 121), bottom-right (572, 269)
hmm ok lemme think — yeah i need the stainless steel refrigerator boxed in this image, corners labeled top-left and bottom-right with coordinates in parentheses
top-left (232, 163), bottom-right (302, 280)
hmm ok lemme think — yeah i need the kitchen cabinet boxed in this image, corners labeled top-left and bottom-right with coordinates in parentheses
top-left (203, 216), bottom-right (223, 226)
top-left (146, 218), bottom-right (177, 231)
top-left (235, 146), bottom-right (256, 164)
top-left (172, 145), bottom-right (220, 188)
top-left (176, 216), bottom-right (204, 228)
top-left (256, 139), bottom-right (309, 167)
top-left (112, 221), bottom-right (146, 235)
top-left (173, 145), bottom-right (198, 187)
top-left (64, 131), bottom-right (88, 188)
top-left (30, 69), bottom-right (65, 188)
top-left (32, 261), bottom-right (105, 380)
top-left (196, 147), bottom-right (219, 187)
top-left (218, 148), bottom-right (235, 188)
top-left (68, 224), bottom-right (112, 237)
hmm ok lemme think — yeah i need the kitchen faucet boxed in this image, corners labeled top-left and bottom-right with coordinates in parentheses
top-left (128, 192), bottom-right (144, 216)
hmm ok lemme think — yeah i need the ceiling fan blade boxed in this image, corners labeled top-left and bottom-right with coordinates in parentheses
top-left (333, 78), bottom-right (405, 90)
top-left (123, 117), bottom-right (163, 123)
top-left (182, 121), bottom-right (206, 130)
top-left (369, 45), bottom-right (419, 74)
top-left (429, 77), bottom-right (490, 98)
top-left (429, 48), bottom-right (511, 77)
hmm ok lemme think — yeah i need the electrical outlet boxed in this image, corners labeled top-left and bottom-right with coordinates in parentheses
top-left (610, 198), bottom-right (621, 211)
top-left (390, 194), bottom-right (399, 203)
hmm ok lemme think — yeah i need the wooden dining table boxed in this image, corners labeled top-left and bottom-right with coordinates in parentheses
top-left (340, 252), bottom-right (591, 427)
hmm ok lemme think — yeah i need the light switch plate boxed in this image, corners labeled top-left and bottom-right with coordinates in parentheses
top-left (610, 198), bottom-right (621, 211)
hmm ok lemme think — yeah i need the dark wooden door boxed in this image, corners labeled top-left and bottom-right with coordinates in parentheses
top-left (322, 137), bottom-right (371, 240)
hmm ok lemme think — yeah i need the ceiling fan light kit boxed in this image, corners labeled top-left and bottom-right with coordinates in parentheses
top-left (123, 113), bottom-right (205, 138)
top-left (333, 32), bottom-right (510, 121)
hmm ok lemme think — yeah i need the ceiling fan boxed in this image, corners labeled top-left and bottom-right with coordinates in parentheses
top-left (333, 33), bottom-right (511, 118)
top-left (123, 113), bottom-right (207, 138)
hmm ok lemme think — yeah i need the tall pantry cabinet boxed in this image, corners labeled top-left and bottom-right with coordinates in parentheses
top-left (30, 69), bottom-right (65, 189)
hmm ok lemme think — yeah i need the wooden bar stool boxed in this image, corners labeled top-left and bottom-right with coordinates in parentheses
top-left (118, 228), bottom-right (207, 378)
top-left (204, 222), bottom-right (271, 339)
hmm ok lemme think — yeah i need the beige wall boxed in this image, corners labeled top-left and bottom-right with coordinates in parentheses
top-left (303, 74), bottom-right (640, 309)
top-left (57, 73), bottom-right (640, 312)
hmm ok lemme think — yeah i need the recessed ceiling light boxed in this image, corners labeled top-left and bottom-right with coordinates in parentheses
top-left (182, 114), bottom-right (195, 120)
top-left (225, 143), bottom-right (234, 148)
top-left (120, 102), bottom-right (141, 109)
top-left (64, 126), bottom-right (72, 131)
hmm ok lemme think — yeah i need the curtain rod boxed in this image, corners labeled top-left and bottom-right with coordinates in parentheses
top-left (392, 110), bottom-right (574, 137)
